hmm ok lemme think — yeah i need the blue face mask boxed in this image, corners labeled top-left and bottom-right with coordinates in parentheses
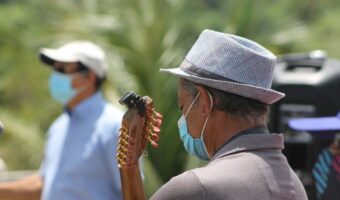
top-left (177, 92), bottom-right (213, 160)
top-left (48, 72), bottom-right (77, 104)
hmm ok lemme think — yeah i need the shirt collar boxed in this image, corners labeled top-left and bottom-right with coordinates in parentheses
top-left (65, 92), bottom-right (105, 119)
top-left (210, 127), bottom-right (284, 162)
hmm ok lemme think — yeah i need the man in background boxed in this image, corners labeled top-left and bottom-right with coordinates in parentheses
top-left (0, 41), bottom-right (123, 200)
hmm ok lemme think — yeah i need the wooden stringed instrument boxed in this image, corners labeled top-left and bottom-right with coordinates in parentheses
top-left (116, 91), bottom-right (162, 200)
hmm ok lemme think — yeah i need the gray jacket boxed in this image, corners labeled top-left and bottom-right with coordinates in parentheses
top-left (151, 131), bottom-right (308, 200)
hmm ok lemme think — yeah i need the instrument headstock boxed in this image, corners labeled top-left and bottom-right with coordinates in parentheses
top-left (116, 92), bottom-right (162, 168)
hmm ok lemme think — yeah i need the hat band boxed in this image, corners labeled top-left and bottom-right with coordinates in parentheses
top-left (180, 59), bottom-right (241, 84)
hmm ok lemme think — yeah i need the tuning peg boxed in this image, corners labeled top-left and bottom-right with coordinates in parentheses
top-left (150, 133), bottom-right (159, 142)
top-left (152, 119), bottom-right (162, 127)
top-left (147, 133), bottom-right (159, 148)
top-left (153, 110), bottom-right (163, 120)
top-left (119, 146), bottom-right (128, 153)
top-left (150, 140), bottom-right (159, 148)
top-left (152, 126), bottom-right (160, 134)
top-left (116, 153), bottom-right (127, 167)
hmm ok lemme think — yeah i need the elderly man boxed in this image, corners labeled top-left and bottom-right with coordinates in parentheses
top-left (151, 30), bottom-right (308, 199)
top-left (0, 41), bottom-right (123, 200)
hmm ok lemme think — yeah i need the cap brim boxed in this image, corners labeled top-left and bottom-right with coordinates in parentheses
top-left (160, 67), bottom-right (285, 105)
top-left (289, 116), bottom-right (340, 132)
top-left (40, 48), bottom-right (79, 64)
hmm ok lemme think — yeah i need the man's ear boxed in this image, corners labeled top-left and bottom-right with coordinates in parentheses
top-left (197, 86), bottom-right (212, 117)
top-left (88, 71), bottom-right (97, 84)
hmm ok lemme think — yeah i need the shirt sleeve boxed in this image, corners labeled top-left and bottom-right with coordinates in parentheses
top-left (150, 171), bottom-right (206, 200)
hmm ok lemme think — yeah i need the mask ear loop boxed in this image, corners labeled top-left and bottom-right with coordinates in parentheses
top-left (200, 91), bottom-right (213, 157)
top-left (185, 92), bottom-right (200, 117)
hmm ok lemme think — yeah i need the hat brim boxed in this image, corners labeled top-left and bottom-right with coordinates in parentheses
top-left (40, 48), bottom-right (79, 65)
top-left (289, 116), bottom-right (340, 132)
top-left (160, 67), bottom-right (284, 104)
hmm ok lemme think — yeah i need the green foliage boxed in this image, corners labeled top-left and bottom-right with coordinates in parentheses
top-left (1, 0), bottom-right (340, 198)
top-left (0, 110), bottom-right (44, 170)
top-left (297, 7), bottom-right (340, 58)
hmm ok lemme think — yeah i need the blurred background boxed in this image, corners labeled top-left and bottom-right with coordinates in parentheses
top-left (0, 0), bottom-right (340, 199)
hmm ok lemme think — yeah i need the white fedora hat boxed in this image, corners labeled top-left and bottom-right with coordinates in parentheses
top-left (40, 40), bottom-right (107, 78)
top-left (160, 29), bottom-right (285, 104)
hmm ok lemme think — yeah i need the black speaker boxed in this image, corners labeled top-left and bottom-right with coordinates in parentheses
top-left (269, 50), bottom-right (340, 199)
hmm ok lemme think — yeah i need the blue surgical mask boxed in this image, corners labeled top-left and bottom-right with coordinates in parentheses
top-left (177, 92), bottom-right (213, 160)
top-left (48, 72), bottom-right (77, 104)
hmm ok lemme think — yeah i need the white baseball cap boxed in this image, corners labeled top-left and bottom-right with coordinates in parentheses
top-left (40, 40), bottom-right (107, 78)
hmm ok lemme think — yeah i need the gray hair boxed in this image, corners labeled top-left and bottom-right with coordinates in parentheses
top-left (181, 79), bottom-right (269, 122)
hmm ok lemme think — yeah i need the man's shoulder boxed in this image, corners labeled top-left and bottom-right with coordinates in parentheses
top-left (101, 102), bottom-right (123, 123)
top-left (192, 151), bottom-right (308, 200)
top-left (192, 157), bottom-right (250, 183)
top-left (190, 153), bottom-right (268, 193)
top-left (93, 103), bottom-right (123, 142)
top-left (194, 149), bottom-right (285, 181)
top-left (50, 113), bottom-right (69, 128)
top-left (151, 170), bottom-right (205, 200)
top-left (168, 170), bottom-right (202, 185)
